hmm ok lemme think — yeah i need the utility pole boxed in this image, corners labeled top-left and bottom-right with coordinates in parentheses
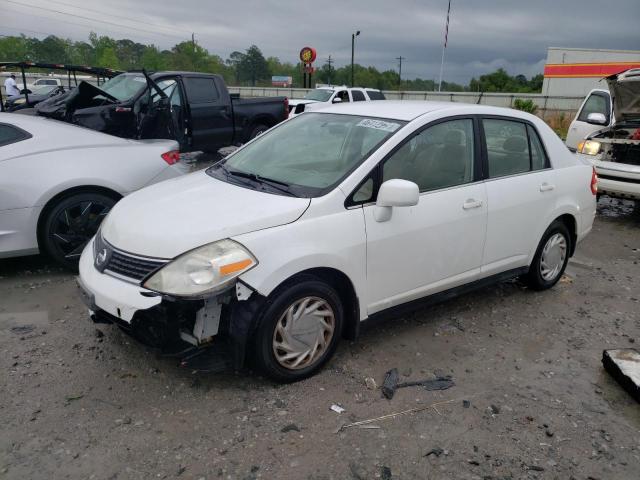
top-left (351, 30), bottom-right (360, 87)
top-left (191, 33), bottom-right (195, 52)
top-left (326, 55), bottom-right (334, 85)
top-left (396, 56), bottom-right (404, 90)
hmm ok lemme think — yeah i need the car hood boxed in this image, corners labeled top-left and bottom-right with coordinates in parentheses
top-left (607, 69), bottom-right (640, 124)
top-left (100, 170), bottom-right (311, 258)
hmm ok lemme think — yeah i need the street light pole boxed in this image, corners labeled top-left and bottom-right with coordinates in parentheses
top-left (351, 30), bottom-right (360, 87)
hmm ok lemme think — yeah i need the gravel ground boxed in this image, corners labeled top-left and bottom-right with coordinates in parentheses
top-left (1, 197), bottom-right (639, 480)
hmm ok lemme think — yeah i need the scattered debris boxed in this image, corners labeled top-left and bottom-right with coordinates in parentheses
top-left (330, 404), bottom-right (345, 414)
top-left (381, 368), bottom-right (455, 399)
top-left (10, 325), bottom-right (35, 335)
top-left (382, 368), bottom-right (400, 399)
top-left (424, 447), bottom-right (444, 457)
top-left (364, 377), bottom-right (377, 390)
top-left (463, 400), bottom-right (471, 408)
top-left (489, 404), bottom-right (501, 414)
top-left (380, 465), bottom-right (392, 480)
top-left (280, 423), bottom-right (300, 433)
top-left (65, 394), bottom-right (84, 402)
top-left (602, 348), bottom-right (640, 402)
top-left (337, 397), bottom-right (464, 432)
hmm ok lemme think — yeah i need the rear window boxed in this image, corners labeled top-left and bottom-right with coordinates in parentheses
top-left (0, 123), bottom-right (31, 146)
top-left (184, 77), bottom-right (219, 103)
top-left (366, 90), bottom-right (385, 100)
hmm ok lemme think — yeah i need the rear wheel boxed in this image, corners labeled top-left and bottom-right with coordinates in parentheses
top-left (253, 276), bottom-right (343, 382)
top-left (524, 221), bottom-right (571, 290)
top-left (41, 192), bottom-right (117, 270)
top-left (248, 123), bottom-right (269, 141)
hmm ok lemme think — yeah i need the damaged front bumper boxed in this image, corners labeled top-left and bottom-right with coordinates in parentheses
top-left (77, 239), bottom-right (265, 372)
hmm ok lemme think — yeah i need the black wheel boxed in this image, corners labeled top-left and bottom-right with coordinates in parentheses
top-left (248, 123), bottom-right (269, 141)
top-left (524, 221), bottom-right (571, 291)
top-left (41, 192), bottom-right (117, 270)
top-left (252, 275), bottom-right (344, 382)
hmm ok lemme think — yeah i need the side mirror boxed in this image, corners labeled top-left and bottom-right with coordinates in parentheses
top-left (586, 112), bottom-right (607, 125)
top-left (332, 97), bottom-right (342, 104)
top-left (374, 179), bottom-right (419, 222)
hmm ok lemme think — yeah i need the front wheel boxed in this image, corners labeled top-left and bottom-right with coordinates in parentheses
top-left (253, 276), bottom-right (343, 382)
top-left (524, 221), bottom-right (571, 290)
top-left (41, 192), bottom-right (117, 270)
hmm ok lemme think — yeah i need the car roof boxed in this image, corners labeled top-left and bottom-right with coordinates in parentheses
top-left (316, 100), bottom-right (531, 121)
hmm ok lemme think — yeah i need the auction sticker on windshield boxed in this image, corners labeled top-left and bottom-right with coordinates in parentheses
top-left (357, 119), bottom-right (401, 132)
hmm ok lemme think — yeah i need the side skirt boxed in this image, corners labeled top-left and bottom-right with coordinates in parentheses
top-left (364, 267), bottom-right (529, 325)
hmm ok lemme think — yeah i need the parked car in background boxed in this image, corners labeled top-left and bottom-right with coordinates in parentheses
top-left (35, 71), bottom-right (289, 152)
top-left (0, 112), bottom-right (187, 268)
top-left (4, 84), bottom-right (67, 111)
top-left (565, 88), bottom-right (613, 152)
top-left (574, 69), bottom-right (640, 200)
top-left (26, 77), bottom-right (63, 91)
top-left (78, 101), bottom-right (596, 382)
top-left (288, 85), bottom-right (385, 116)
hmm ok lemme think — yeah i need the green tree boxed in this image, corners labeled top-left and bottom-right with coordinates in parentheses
top-left (237, 45), bottom-right (270, 86)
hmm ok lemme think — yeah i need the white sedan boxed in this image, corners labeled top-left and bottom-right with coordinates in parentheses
top-left (79, 102), bottom-right (597, 381)
top-left (0, 113), bottom-right (186, 268)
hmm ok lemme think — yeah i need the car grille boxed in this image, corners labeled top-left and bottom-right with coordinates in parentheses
top-left (104, 249), bottom-right (168, 282)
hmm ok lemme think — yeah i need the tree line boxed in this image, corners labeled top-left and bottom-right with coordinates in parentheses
top-left (0, 34), bottom-right (543, 93)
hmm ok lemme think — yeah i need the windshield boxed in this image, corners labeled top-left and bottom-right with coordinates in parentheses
top-left (98, 73), bottom-right (147, 101)
top-left (304, 89), bottom-right (334, 102)
top-left (207, 113), bottom-right (405, 197)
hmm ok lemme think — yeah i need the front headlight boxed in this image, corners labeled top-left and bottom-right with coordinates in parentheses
top-left (577, 140), bottom-right (601, 156)
top-left (143, 239), bottom-right (257, 297)
top-left (13, 98), bottom-right (27, 105)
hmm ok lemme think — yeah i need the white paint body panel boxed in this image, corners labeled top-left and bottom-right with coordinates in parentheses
top-left (565, 89), bottom-right (612, 151)
top-left (79, 101), bottom-right (596, 325)
top-left (0, 113), bottom-right (184, 258)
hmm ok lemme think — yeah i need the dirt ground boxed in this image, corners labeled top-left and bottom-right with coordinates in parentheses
top-left (1, 197), bottom-right (639, 480)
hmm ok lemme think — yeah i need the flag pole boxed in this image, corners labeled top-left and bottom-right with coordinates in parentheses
top-left (438, 0), bottom-right (451, 92)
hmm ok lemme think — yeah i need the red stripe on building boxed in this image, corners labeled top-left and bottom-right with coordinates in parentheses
top-left (544, 62), bottom-right (640, 78)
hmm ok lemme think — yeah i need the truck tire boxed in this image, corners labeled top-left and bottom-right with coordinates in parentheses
top-left (248, 123), bottom-right (269, 141)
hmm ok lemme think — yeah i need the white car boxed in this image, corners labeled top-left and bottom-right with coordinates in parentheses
top-left (0, 113), bottom-right (187, 268)
top-left (573, 69), bottom-right (640, 200)
top-left (565, 88), bottom-right (612, 152)
top-left (288, 85), bottom-right (385, 116)
top-left (78, 102), bottom-right (597, 382)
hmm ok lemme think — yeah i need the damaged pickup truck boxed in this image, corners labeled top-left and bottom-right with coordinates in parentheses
top-left (35, 71), bottom-right (289, 152)
top-left (575, 69), bottom-right (640, 200)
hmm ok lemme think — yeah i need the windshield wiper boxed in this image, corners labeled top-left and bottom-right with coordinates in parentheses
top-left (220, 166), bottom-right (297, 196)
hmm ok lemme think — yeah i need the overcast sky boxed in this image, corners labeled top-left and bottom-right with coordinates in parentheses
top-left (3, 0), bottom-right (639, 83)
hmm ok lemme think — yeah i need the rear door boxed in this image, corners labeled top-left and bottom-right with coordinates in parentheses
top-left (182, 76), bottom-right (233, 151)
top-left (481, 117), bottom-right (556, 275)
top-left (566, 90), bottom-right (611, 151)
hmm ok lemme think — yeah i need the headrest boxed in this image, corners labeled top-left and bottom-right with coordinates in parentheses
top-left (444, 129), bottom-right (464, 145)
top-left (503, 136), bottom-right (527, 153)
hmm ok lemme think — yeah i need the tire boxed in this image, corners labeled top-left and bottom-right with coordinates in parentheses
top-left (524, 220), bottom-right (571, 291)
top-left (41, 192), bottom-right (117, 271)
top-left (248, 123), bottom-right (269, 141)
top-left (252, 275), bottom-right (344, 382)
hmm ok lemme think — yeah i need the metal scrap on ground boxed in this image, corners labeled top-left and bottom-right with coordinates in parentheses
top-left (381, 368), bottom-right (455, 399)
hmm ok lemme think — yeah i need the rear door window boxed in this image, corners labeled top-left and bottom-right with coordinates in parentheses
top-left (351, 90), bottom-right (366, 102)
top-left (483, 119), bottom-right (547, 178)
top-left (0, 124), bottom-right (31, 146)
top-left (183, 77), bottom-right (219, 103)
top-left (577, 92), bottom-right (610, 123)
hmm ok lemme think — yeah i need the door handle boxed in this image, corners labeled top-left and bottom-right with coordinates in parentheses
top-left (462, 199), bottom-right (483, 210)
top-left (540, 183), bottom-right (555, 192)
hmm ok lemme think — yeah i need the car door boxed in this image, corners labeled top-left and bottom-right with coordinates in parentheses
top-left (565, 90), bottom-right (611, 151)
top-left (481, 117), bottom-right (556, 275)
top-left (359, 117), bottom-right (487, 314)
top-left (182, 76), bottom-right (233, 151)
